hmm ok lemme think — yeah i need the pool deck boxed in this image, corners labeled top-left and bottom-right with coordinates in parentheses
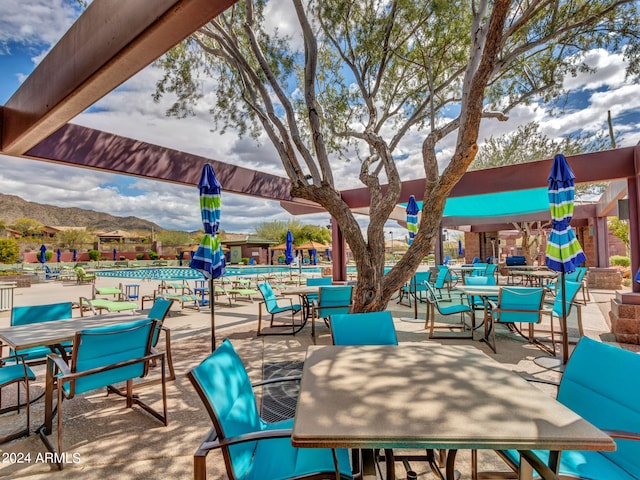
top-left (0, 275), bottom-right (628, 479)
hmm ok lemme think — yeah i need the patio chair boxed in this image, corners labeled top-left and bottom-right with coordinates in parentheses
top-left (9, 302), bottom-right (73, 364)
top-left (187, 339), bottom-right (352, 480)
top-left (484, 286), bottom-right (546, 353)
top-left (93, 283), bottom-right (124, 299)
top-left (537, 280), bottom-right (583, 355)
top-left (398, 271), bottom-right (431, 307)
top-left (474, 337), bottom-right (640, 480)
top-left (312, 285), bottom-right (353, 339)
top-left (430, 265), bottom-right (453, 301)
top-left (74, 266), bottom-right (96, 284)
top-left (39, 318), bottom-right (168, 468)
top-left (424, 281), bottom-right (474, 339)
top-left (146, 297), bottom-right (176, 381)
top-left (0, 354), bottom-right (36, 443)
top-left (463, 275), bottom-right (496, 312)
top-left (330, 311), bottom-right (398, 346)
top-left (256, 282), bottom-right (304, 336)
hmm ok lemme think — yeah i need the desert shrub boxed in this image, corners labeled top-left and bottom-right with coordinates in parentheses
top-left (0, 238), bottom-right (20, 263)
top-left (88, 249), bottom-right (100, 261)
top-left (610, 255), bottom-right (630, 267)
top-left (148, 251), bottom-right (160, 260)
top-left (136, 253), bottom-right (145, 260)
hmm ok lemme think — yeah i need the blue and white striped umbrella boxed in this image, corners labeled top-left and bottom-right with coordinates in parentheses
top-left (406, 195), bottom-right (419, 246)
top-left (545, 154), bottom-right (586, 273)
top-left (190, 164), bottom-right (225, 351)
top-left (545, 153), bottom-right (586, 365)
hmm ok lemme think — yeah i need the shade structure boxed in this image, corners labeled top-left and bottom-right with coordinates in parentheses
top-left (285, 230), bottom-right (294, 264)
top-left (57, 248), bottom-right (61, 262)
top-left (406, 195), bottom-right (419, 246)
top-left (39, 245), bottom-right (47, 263)
top-left (545, 153), bottom-right (586, 366)
top-left (190, 164), bottom-right (226, 351)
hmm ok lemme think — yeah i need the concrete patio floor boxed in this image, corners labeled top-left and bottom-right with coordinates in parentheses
top-left (0, 275), bottom-right (627, 479)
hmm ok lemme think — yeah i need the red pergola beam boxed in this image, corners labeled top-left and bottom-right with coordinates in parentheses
top-left (1, 0), bottom-right (237, 155)
top-left (26, 124), bottom-right (293, 201)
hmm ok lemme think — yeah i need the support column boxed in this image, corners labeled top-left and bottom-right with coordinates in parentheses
top-left (593, 217), bottom-right (609, 268)
top-left (331, 218), bottom-right (347, 283)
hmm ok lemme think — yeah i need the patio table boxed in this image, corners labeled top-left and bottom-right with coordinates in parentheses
top-left (280, 286), bottom-right (320, 334)
top-left (292, 344), bottom-right (614, 480)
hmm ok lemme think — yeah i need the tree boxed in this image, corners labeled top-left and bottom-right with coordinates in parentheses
top-left (10, 217), bottom-right (44, 237)
top-left (56, 228), bottom-right (91, 249)
top-left (155, 0), bottom-right (639, 312)
top-left (609, 217), bottom-right (629, 255)
top-left (255, 219), bottom-right (331, 245)
top-left (0, 238), bottom-right (20, 264)
top-left (157, 230), bottom-right (195, 247)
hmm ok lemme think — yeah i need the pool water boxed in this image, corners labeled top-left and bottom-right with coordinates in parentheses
top-left (95, 265), bottom-right (351, 281)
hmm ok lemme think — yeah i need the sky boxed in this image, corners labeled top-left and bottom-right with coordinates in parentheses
top-left (1, 0), bottom-right (640, 239)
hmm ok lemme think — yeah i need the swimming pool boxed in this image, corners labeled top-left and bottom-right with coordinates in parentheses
top-left (95, 265), bottom-right (346, 281)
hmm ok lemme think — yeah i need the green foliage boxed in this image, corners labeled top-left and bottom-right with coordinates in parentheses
top-left (157, 230), bottom-right (194, 246)
top-left (10, 217), bottom-right (44, 236)
top-left (255, 220), bottom-right (331, 245)
top-left (56, 229), bottom-right (91, 248)
top-left (148, 251), bottom-right (160, 260)
top-left (136, 253), bottom-right (145, 260)
top-left (44, 251), bottom-right (53, 262)
top-left (610, 255), bottom-right (630, 267)
top-left (88, 249), bottom-right (100, 261)
top-left (608, 217), bottom-right (629, 251)
top-left (0, 238), bottom-right (20, 263)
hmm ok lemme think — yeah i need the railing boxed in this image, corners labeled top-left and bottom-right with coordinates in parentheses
top-left (0, 282), bottom-right (16, 311)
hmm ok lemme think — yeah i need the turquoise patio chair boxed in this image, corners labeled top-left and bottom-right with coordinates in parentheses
top-left (475, 337), bottom-right (640, 480)
top-left (146, 297), bottom-right (176, 382)
top-left (463, 275), bottom-right (496, 312)
top-left (40, 318), bottom-right (168, 468)
top-left (398, 271), bottom-right (431, 307)
top-left (10, 302), bottom-right (73, 364)
top-left (304, 277), bottom-right (332, 315)
top-left (312, 285), bottom-right (353, 339)
top-left (430, 265), bottom-right (453, 301)
top-left (256, 282), bottom-right (303, 336)
top-left (538, 280), bottom-right (583, 355)
top-left (187, 339), bottom-right (352, 480)
top-left (330, 311), bottom-right (398, 346)
top-left (485, 286), bottom-right (545, 353)
top-left (0, 354), bottom-right (36, 443)
top-left (424, 281), bottom-right (474, 339)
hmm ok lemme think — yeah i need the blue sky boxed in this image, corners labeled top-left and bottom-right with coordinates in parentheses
top-left (1, 0), bottom-right (640, 236)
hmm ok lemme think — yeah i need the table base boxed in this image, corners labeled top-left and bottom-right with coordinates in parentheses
top-left (533, 355), bottom-right (566, 372)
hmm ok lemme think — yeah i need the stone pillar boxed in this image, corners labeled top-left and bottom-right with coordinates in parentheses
top-left (610, 291), bottom-right (640, 344)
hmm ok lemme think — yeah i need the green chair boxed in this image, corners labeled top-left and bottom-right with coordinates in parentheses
top-left (424, 281), bottom-right (474, 339)
top-left (256, 283), bottom-right (303, 336)
top-left (312, 285), bottom-right (353, 338)
top-left (0, 354), bottom-right (36, 443)
top-left (187, 339), bottom-right (352, 480)
top-left (79, 297), bottom-right (139, 316)
top-left (476, 337), bottom-right (640, 480)
top-left (485, 286), bottom-right (545, 353)
top-left (330, 311), bottom-right (398, 346)
top-left (74, 267), bottom-right (96, 284)
top-left (40, 318), bottom-right (168, 468)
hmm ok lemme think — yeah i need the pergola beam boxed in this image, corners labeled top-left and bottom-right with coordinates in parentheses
top-left (1, 0), bottom-right (237, 155)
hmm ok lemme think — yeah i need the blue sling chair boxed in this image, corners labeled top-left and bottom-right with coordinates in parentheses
top-left (0, 354), bottom-right (35, 443)
top-left (256, 282), bottom-right (304, 336)
top-left (424, 281), bottom-right (474, 339)
top-left (311, 285), bottom-right (353, 339)
top-left (40, 318), bottom-right (168, 469)
top-left (473, 337), bottom-right (640, 480)
top-left (187, 339), bottom-right (352, 480)
top-left (330, 311), bottom-right (445, 480)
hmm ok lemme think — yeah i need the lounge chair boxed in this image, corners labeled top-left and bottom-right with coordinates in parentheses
top-left (155, 280), bottom-right (200, 310)
top-left (186, 339), bottom-right (352, 480)
top-left (93, 283), bottom-right (123, 299)
top-left (0, 354), bottom-right (36, 443)
top-left (39, 318), bottom-right (168, 468)
top-left (74, 267), bottom-right (96, 284)
top-left (78, 297), bottom-right (139, 316)
top-left (256, 282), bottom-right (303, 336)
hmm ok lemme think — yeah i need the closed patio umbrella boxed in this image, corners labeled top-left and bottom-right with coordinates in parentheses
top-left (545, 153), bottom-right (586, 366)
top-left (406, 195), bottom-right (419, 246)
top-left (113, 248), bottom-right (117, 261)
top-left (73, 249), bottom-right (77, 262)
top-left (190, 164), bottom-right (226, 351)
top-left (57, 248), bottom-right (61, 263)
top-left (39, 245), bottom-right (47, 263)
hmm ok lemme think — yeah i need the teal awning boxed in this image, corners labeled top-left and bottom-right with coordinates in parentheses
top-left (402, 187), bottom-right (550, 219)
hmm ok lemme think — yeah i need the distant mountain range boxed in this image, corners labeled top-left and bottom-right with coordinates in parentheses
top-left (0, 193), bottom-right (164, 232)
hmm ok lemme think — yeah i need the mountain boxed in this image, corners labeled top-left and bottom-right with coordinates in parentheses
top-left (0, 193), bottom-right (164, 232)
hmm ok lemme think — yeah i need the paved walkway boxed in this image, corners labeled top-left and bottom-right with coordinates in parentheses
top-left (0, 276), bottom-right (626, 479)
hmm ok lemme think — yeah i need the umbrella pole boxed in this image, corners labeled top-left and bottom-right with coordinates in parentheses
top-left (561, 272), bottom-right (569, 364)
top-left (210, 278), bottom-right (216, 352)
top-left (414, 277), bottom-right (418, 319)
